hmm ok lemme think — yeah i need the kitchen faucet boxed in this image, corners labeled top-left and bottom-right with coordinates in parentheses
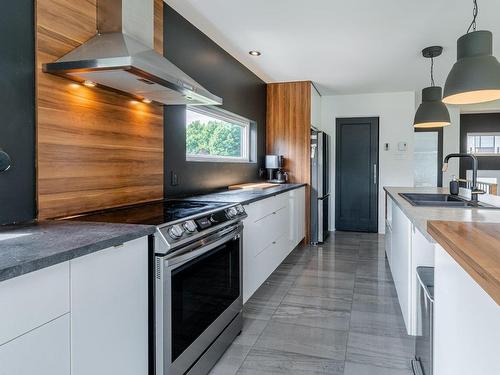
top-left (442, 153), bottom-right (484, 202)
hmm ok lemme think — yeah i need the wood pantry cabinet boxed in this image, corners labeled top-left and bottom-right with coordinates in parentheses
top-left (0, 236), bottom-right (149, 375)
top-left (243, 187), bottom-right (305, 303)
top-left (266, 81), bottom-right (321, 244)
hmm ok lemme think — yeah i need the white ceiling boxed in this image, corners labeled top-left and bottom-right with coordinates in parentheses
top-left (164, 0), bottom-right (500, 96)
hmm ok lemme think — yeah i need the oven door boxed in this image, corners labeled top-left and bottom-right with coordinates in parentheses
top-left (156, 224), bottom-right (243, 375)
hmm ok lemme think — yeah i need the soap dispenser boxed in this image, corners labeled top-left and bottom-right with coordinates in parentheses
top-left (450, 175), bottom-right (459, 195)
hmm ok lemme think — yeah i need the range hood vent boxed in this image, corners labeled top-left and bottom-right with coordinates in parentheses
top-left (43, 0), bottom-right (222, 106)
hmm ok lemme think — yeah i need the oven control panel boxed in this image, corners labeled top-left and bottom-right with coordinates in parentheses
top-left (196, 204), bottom-right (246, 230)
top-left (162, 205), bottom-right (246, 243)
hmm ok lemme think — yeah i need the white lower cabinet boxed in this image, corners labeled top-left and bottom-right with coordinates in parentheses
top-left (243, 187), bottom-right (305, 303)
top-left (0, 262), bottom-right (70, 345)
top-left (387, 197), bottom-right (435, 335)
top-left (390, 202), bottom-right (412, 332)
top-left (409, 225), bottom-right (434, 333)
top-left (434, 244), bottom-right (500, 375)
top-left (0, 314), bottom-right (70, 375)
top-left (70, 237), bottom-right (149, 375)
top-left (0, 236), bottom-right (149, 375)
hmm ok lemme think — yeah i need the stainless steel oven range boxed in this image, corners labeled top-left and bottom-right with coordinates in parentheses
top-left (155, 204), bottom-right (247, 375)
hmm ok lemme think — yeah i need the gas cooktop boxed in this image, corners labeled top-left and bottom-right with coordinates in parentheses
top-left (67, 199), bottom-right (232, 226)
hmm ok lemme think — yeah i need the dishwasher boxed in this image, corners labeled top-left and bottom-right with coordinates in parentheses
top-left (412, 266), bottom-right (434, 375)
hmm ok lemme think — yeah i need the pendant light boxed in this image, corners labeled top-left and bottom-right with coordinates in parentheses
top-left (443, 0), bottom-right (500, 105)
top-left (414, 46), bottom-right (451, 128)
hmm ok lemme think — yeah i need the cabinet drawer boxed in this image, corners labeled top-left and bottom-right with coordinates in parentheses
top-left (244, 205), bottom-right (288, 258)
top-left (0, 262), bottom-right (70, 345)
top-left (244, 193), bottom-right (287, 222)
top-left (0, 314), bottom-right (70, 375)
top-left (254, 232), bottom-right (289, 280)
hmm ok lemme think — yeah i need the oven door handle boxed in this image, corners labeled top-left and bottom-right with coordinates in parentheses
top-left (164, 224), bottom-right (242, 268)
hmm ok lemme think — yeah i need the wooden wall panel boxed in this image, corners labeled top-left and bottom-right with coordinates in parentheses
top-left (267, 81), bottom-right (311, 242)
top-left (36, 0), bottom-right (164, 219)
top-left (154, 0), bottom-right (164, 54)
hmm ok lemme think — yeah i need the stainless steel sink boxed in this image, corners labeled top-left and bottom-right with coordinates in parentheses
top-left (399, 193), bottom-right (498, 208)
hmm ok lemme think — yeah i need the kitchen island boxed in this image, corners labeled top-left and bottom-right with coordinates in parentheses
top-left (384, 187), bottom-right (500, 375)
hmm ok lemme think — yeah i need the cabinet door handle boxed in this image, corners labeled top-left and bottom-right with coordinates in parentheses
top-left (373, 164), bottom-right (377, 185)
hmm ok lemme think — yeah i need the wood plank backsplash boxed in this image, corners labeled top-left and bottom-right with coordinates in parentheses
top-left (36, 0), bottom-right (164, 219)
top-left (266, 81), bottom-right (312, 242)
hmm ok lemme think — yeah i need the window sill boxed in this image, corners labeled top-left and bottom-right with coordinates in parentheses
top-left (186, 156), bottom-right (254, 164)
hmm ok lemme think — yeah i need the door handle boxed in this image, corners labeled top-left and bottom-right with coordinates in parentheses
top-left (373, 164), bottom-right (377, 185)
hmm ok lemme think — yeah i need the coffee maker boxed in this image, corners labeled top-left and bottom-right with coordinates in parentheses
top-left (265, 155), bottom-right (288, 183)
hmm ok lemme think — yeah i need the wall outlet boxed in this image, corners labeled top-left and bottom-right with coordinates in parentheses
top-left (384, 143), bottom-right (390, 151)
top-left (170, 171), bottom-right (179, 186)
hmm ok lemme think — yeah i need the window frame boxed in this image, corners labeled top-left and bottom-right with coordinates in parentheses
top-left (414, 127), bottom-right (444, 187)
top-left (185, 106), bottom-right (251, 163)
top-left (466, 132), bottom-right (500, 156)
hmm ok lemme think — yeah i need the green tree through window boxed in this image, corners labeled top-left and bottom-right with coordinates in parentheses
top-left (186, 107), bottom-right (249, 161)
top-left (186, 120), bottom-right (242, 157)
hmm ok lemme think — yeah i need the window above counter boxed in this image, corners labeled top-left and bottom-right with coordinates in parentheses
top-left (186, 106), bottom-right (254, 163)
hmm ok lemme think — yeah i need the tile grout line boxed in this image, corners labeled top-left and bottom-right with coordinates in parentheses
top-left (233, 243), bottom-right (310, 374)
top-left (342, 240), bottom-right (361, 373)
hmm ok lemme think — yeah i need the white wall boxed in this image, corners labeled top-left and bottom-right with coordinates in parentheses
top-left (320, 92), bottom-right (416, 233)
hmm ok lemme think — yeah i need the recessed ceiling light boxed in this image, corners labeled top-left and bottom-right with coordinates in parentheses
top-left (83, 80), bottom-right (96, 88)
top-left (249, 50), bottom-right (261, 57)
top-left (142, 98), bottom-right (152, 104)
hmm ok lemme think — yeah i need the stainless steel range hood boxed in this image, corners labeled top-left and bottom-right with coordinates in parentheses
top-left (43, 0), bottom-right (222, 106)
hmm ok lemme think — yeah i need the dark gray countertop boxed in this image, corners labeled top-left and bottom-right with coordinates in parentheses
top-left (182, 183), bottom-right (307, 205)
top-left (0, 220), bottom-right (155, 282)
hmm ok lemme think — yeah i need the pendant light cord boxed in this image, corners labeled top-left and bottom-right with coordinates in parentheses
top-left (430, 57), bottom-right (435, 87)
top-left (467, 0), bottom-right (479, 33)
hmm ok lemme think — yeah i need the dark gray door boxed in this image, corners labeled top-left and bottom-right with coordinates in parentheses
top-left (335, 117), bottom-right (379, 232)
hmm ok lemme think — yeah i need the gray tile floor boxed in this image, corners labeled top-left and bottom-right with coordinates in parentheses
top-left (209, 232), bottom-right (415, 375)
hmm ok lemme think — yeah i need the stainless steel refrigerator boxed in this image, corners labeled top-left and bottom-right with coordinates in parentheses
top-left (311, 130), bottom-right (330, 244)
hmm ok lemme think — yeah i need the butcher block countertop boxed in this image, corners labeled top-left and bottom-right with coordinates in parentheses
top-left (428, 221), bottom-right (500, 305)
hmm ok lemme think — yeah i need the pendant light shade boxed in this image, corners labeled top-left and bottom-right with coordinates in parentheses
top-left (414, 86), bottom-right (451, 128)
top-left (443, 30), bottom-right (500, 105)
top-left (413, 46), bottom-right (451, 128)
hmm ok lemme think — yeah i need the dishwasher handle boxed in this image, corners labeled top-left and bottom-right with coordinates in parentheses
top-left (416, 266), bottom-right (435, 303)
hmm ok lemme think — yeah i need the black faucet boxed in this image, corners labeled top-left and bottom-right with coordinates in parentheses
top-left (442, 153), bottom-right (484, 202)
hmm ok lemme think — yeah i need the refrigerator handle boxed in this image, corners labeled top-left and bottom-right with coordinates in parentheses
top-left (373, 164), bottom-right (377, 185)
top-left (311, 144), bottom-right (317, 159)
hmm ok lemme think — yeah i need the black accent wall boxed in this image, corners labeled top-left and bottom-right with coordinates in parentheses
top-left (460, 113), bottom-right (500, 178)
top-left (163, 5), bottom-right (266, 197)
top-left (0, 1), bottom-right (36, 225)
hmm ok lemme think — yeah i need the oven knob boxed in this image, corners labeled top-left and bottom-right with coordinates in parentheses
top-left (168, 225), bottom-right (184, 240)
top-left (227, 207), bottom-right (238, 218)
top-left (183, 221), bottom-right (196, 233)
